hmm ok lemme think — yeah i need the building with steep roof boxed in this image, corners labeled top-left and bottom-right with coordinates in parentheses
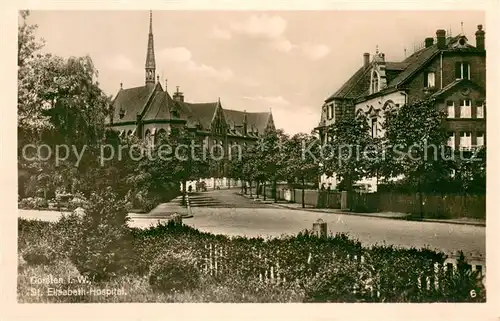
top-left (107, 11), bottom-right (275, 188)
top-left (317, 25), bottom-right (486, 191)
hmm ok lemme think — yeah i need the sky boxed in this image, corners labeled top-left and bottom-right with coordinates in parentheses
top-left (26, 10), bottom-right (485, 135)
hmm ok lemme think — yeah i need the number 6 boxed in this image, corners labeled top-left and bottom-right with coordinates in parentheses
top-left (470, 290), bottom-right (477, 298)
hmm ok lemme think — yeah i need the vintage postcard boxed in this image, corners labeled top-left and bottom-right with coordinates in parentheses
top-left (2, 1), bottom-right (499, 320)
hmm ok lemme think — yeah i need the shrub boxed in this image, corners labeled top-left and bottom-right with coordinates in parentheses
top-left (436, 252), bottom-right (486, 302)
top-left (18, 197), bottom-right (48, 209)
top-left (51, 212), bottom-right (85, 258)
top-left (34, 197), bottom-right (49, 208)
top-left (303, 258), bottom-right (373, 302)
top-left (21, 239), bottom-right (57, 266)
top-left (66, 188), bottom-right (135, 281)
top-left (133, 190), bottom-right (159, 213)
top-left (69, 223), bottom-right (135, 281)
top-left (67, 193), bottom-right (88, 211)
top-left (148, 252), bottom-right (201, 293)
top-left (18, 197), bottom-right (35, 209)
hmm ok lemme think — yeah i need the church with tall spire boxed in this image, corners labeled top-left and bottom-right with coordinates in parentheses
top-left (107, 11), bottom-right (275, 183)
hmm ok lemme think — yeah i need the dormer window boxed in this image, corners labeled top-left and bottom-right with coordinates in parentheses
top-left (370, 70), bottom-right (380, 94)
top-left (424, 71), bottom-right (435, 88)
top-left (170, 109), bottom-right (180, 118)
top-left (119, 108), bottom-right (126, 119)
top-left (326, 103), bottom-right (335, 120)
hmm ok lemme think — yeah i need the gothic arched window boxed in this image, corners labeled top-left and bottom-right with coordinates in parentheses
top-left (371, 70), bottom-right (380, 94)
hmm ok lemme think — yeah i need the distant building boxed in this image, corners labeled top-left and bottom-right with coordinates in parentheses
top-left (106, 12), bottom-right (275, 189)
top-left (317, 25), bottom-right (486, 191)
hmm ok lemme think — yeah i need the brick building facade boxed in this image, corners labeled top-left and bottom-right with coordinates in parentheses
top-left (317, 25), bottom-right (486, 191)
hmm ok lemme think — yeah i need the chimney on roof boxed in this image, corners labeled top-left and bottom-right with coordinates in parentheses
top-left (363, 53), bottom-right (370, 67)
top-left (436, 29), bottom-right (446, 49)
top-left (475, 24), bottom-right (485, 50)
top-left (425, 37), bottom-right (434, 48)
top-left (173, 86), bottom-right (184, 102)
top-left (243, 110), bottom-right (248, 135)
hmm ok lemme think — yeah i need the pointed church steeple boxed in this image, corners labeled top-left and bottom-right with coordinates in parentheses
top-left (145, 10), bottom-right (156, 86)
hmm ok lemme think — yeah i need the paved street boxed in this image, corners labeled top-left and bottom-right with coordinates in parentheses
top-left (18, 189), bottom-right (485, 259)
top-left (182, 190), bottom-right (485, 259)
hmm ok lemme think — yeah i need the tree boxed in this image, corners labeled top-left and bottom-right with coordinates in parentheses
top-left (227, 145), bottom-right (246, 194)
top-left (169, 130), bottom-right (209, 205)
top-left (382, 99), bottom-right (453, 217)
top-left (18, 11), bottom-right (112, 199)
top-left (254, 128), bottom-right (289, 201)
top-left (18, 11), bottom-right (45, 68)
top-left (241, 143), bottom-right (260, 197)
top-left (283, 133), bottom-right (321, 208)
top-left (323, 114), bottom-right (375, 196)
top-left (453, 146), bottom-right (486, 194)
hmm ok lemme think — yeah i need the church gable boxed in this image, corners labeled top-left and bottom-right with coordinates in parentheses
top-left (265, 112), bottom-right (275, 133)
top-left (210, 99), bottom-right (228, 135)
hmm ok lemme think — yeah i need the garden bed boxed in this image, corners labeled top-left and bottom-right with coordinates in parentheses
top-left (18, 216), bottom-right (485, 303)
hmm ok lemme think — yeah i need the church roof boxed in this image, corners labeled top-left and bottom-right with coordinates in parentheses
top-left (110, 85), bottom-right (156, 123)
top-left (108, 11), bottom-right (274, 135)
top-left (182, 102), bottom-right (218, 130)
top-left (141, 90), bottom-right (175, 121)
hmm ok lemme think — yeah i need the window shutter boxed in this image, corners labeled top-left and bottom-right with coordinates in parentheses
top-left (455, 62), bottom-right (462, 79)
top-left (423, 72), bottom-right (428, 87)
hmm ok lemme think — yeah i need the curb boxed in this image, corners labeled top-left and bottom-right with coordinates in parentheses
top-left (403, 217), bottom-right (486, 227)
top-left (268, 202), bottom-right (486, 227)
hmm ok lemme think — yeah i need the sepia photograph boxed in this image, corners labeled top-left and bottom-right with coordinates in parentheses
top-left (15, 7), bottom-right (491, 308)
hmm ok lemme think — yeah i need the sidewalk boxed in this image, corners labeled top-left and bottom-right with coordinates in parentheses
top-left (238, 193), bottom-right (485, 227)
top-left (128, 196), bottom-right (193, 219)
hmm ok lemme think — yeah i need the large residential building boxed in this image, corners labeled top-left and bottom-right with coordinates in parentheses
top-left (106, 12), bottom-right (275, 189)
top-left (317, 25), bottom-right (486, 191)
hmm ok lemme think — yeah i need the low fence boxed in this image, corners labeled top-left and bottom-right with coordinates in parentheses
top-left (351, 192), bottom-right (486, 219)
top-left (252, 186), bottom-right (341, 208)
top-left (197, 242), bottom-right (485, 282)
top-left (246, 186), bottom-right (485, 219)
top-left (183, 220), bottom-right (485, 302)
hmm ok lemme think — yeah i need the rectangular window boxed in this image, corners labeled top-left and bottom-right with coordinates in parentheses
top-left (424, 71), bottom-right (435, 88)
top-left (447, 101), bottom-right (455, 118)
top-left (448, 133), bottom-right (455, 150)
top-left (460, 132), bottom-right (472, 151)
top-left (476, 102), bottom-right (484, 118)
top-left (476, 133), bottom-right (484, 147)
top-left (371, 118), bottom-right (378, 138)
top-left (327, 103), bottom-right (335, 120)
top-left (460, 100), bottom-right (471, 118)
top-left (455, 62), bottom-right (471, 80)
